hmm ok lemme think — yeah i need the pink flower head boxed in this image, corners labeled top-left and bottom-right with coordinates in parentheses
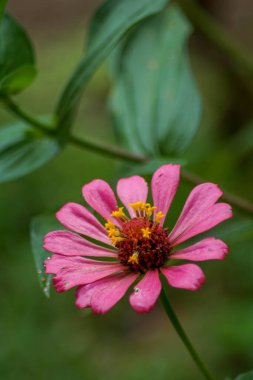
top-left (44, 164), bottom-right (232, 314)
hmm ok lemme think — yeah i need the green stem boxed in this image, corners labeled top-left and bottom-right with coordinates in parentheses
top-left (1, 96), bottom-right (253, 216)
top-left (160, 287), bottom-right (216, 380)
top-left (0, 96), bottom-right (55, 135)
top-left (69, 135), bottom-right (148, 164)
top-left (176, 0), bottom-right (253, 81)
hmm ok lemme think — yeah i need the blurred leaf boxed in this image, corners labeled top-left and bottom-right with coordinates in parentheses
top-left (235, 371), bottom-right (253, 380)
top-left (109, 5), bottom-right (201, 156)
top-left (56, 0), bottom-right (169, 137)
top-left (0, 121), bottom-right (61, 182)
top-left (0, 13), bottom-right (36, 94)
top-left (121, 158), bottom-right (186, 177)
top-left (0, 0), bottom-right (7, 20)
top-left (231, 121), bottom-right (253, 158)
top-left (31, 214), bottom-right (61, 298)
top-left (0, 64), bottom-right (37, 94)
top-left (211, 218), bottom-right (253, 245)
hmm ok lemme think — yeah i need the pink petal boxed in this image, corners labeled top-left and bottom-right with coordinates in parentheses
top-left (75, 283), bottom-right (97, 309)
top-left (175, 203), bottom-right (232, 244)
top-left (116, 175), bottom-right (148, 218)
top-left (76, 273), bottom-right (138, 314)
top-left (53, 264), bottom-right (124, 292)
top-left (170, 237), bottom-right (228, 261)
top-left (129, 269), bottom-right (161, 313)
top-left (56, 202), bottom-right (111, 245)
top-left (44, 230), bottom-right (117, 258)
top-left (45, 254), bottom-right (92, 274)
top-left (46, 255), bottom-right (124, 292)
top-left (169, 183), bottom-right (232, 245)
top-left (151, 164), bottom-right (180, 225)
top-left (161, 264), bottom-right (205, 291)
top-left (82, 179), bottom-right (118, 221)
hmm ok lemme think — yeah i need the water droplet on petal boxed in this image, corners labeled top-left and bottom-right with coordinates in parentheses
top-left (134, 287), bottom-right (140, 294)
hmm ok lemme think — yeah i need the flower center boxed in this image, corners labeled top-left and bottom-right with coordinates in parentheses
top-left (105, 203), bottom-right (170, 273)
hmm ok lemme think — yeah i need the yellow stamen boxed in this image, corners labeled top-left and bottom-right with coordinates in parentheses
top-left (128, 252), bottom-right (139, 265)
top-left (141, 227), bottom-right (151, 238)
top-left (110, 236), bottom-right (125, 245)
top-left (145, 204), bottom-right (156, 218)
top-left (129, 202), bottom-right (156, 218)
top-left (110, 207), bottom-right (128, 221)
top-left (108, 228), bottom-right (122, 238)
top-left (105, 220), bottom-right (116, 230)
top-left (129, 202), bottom-right (144, 216)
top-left (155, 211), bottom-right (165, 223)
top-left (105, 219), bottom-right (125, 244)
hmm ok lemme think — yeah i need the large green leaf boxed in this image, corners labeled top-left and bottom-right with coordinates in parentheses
top-left (31, 215), bottom-right (61, 298)
top-left (235, 371), bottom-right (253, 380)
top-left (109, 5), bottom-right (201, 156)
top-left (0, 13), bottom-right (36, 94)
top-left (56, 0), bottom-right (169, 136)
top-left (0, 122), bottom-right (61, 182)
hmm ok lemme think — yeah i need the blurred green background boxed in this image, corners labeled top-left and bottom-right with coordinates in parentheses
top-left (1, 1), bottom-right (253, 379)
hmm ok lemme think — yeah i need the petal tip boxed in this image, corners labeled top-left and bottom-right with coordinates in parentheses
top-left (52, 277), bottom-right (66, 293)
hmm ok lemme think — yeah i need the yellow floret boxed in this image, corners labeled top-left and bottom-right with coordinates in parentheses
top-left (129, 202), bottom-right (145, 212)
top-left (105, 220), bottom-right (116, 230)
top-left (129, 202), bottom-right (156, 218)
top-left (128, 252), bottom-right (139, 265)
top-left (105, 219), bottom-right (125, 245)
top-left (141, 227), bottom-right (151, 238)
top-left (155, 211), bottom-right (165, 223)
top-left (110, 236), bottom-right (125, 245)
top-left (145, 204), bottom-right (156, 218)
top-left (111, 207), bottom-right (126, 220)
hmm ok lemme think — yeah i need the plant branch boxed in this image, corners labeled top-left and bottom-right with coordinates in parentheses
top-left (1, 97), bottom-right (253, 217)
top-left (176, 0), bottom-right (253, 82)
top-left (0, 96), bottom-right (55, 135)
top-left (69, 134), bottom-right (148, 164)
top-left (71, 136), bottom-right (253, 216)
top-left (160, 286), bottom-right (216, 380)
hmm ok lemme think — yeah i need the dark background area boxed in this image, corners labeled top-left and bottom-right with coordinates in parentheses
top-left (1, 1), bottom-right (253, 379)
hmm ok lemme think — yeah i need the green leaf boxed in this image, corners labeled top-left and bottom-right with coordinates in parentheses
top-left (212, 218), bottom-right (253, 245)
top-left (56, 0), bottom-right (169, 137)
top-left (31, 215), bottom-right (61, 298)
top-left (0, 0), bottom-right (8, 20)
top-left (109, 5), bottom-right (201, 156)
top-left (0, 13), bottom-right (36, 94)
top-left (0, 121), bottom-right (61, 182)
top-left (120, 157), bottom-right (186, 177)
top-left (0, 64), bottom-right (37, 94)
top-left (235, 371), bottom-right (253, 380)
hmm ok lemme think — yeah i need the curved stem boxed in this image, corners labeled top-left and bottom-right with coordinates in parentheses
top-left (0, 96), bottom-right (55, 135)
top-left (1, 96), bottom-right (253, 216)
top-left (69, 134), bottom-right (148, 164)
top-left (160, 287), bottom-right (217, 380)
top-left (70, 136), bottom-right (253, 216)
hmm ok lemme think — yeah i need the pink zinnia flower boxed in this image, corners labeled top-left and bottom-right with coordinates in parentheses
top-left (44, 164), bottom-right (232, 314)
